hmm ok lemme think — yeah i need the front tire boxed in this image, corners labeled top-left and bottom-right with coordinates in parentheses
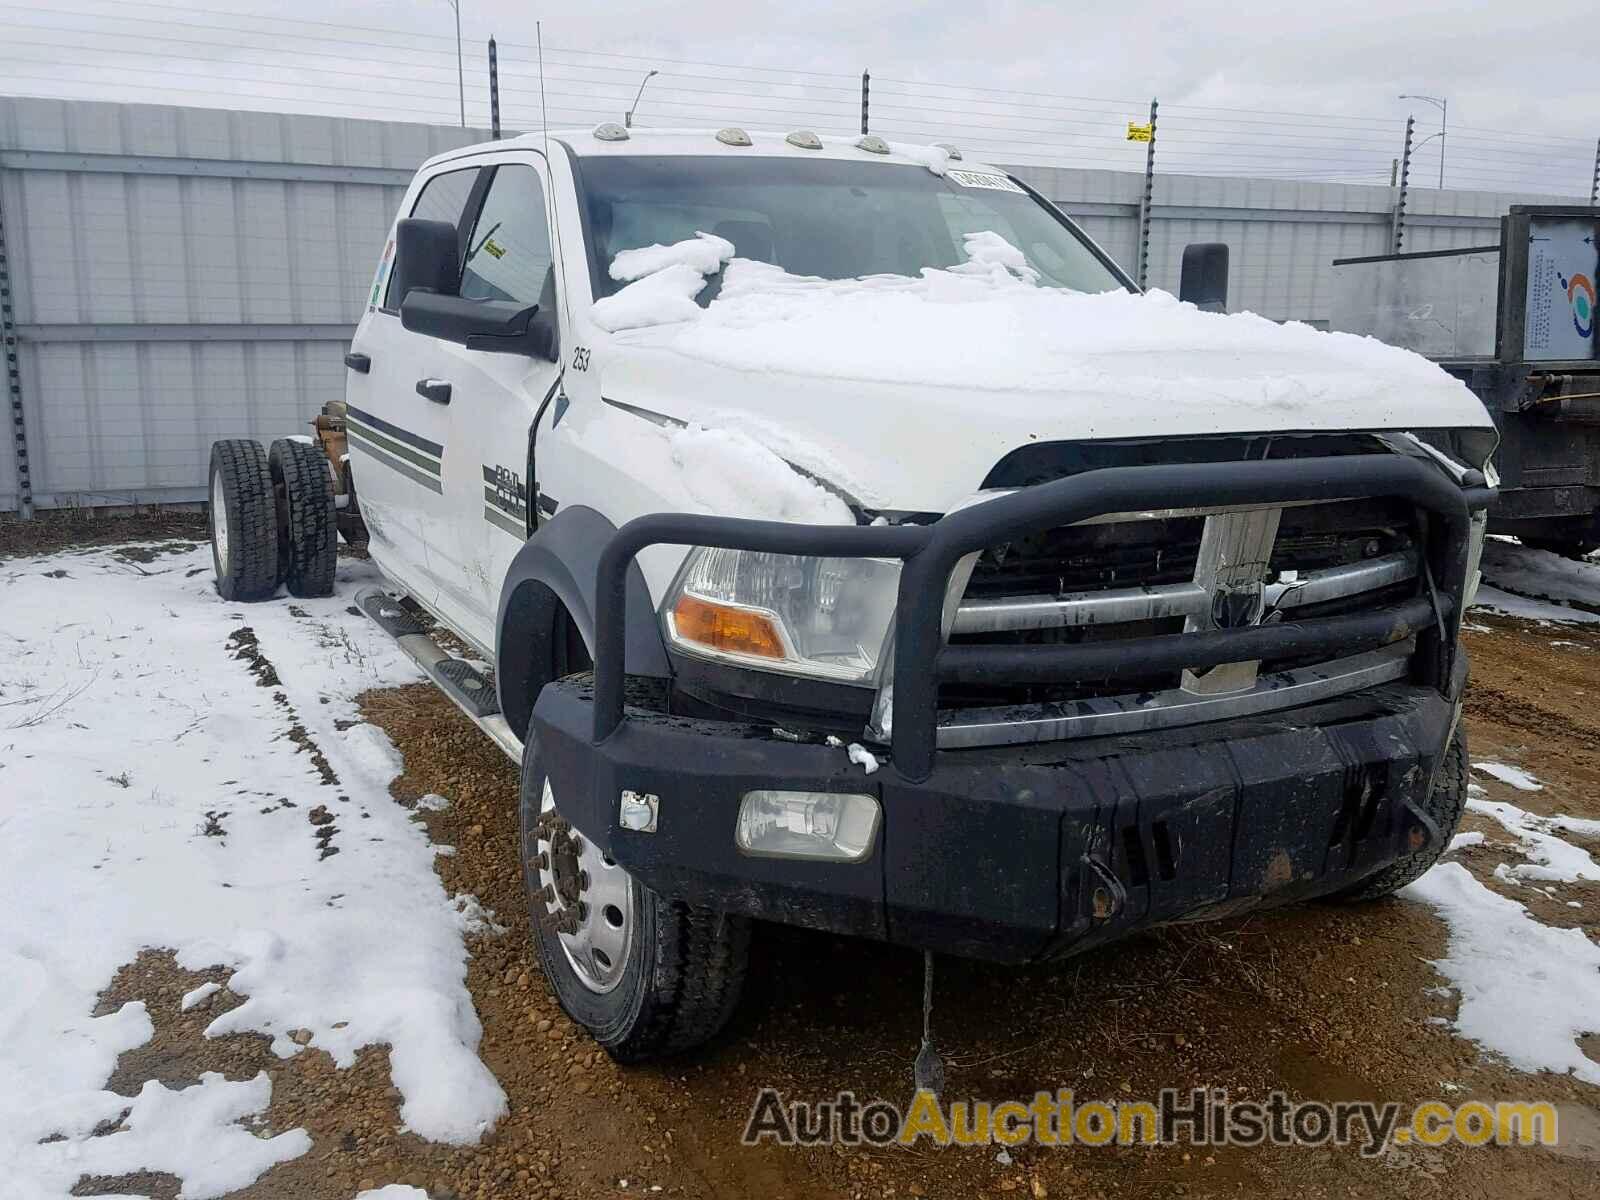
top-left (209, 439), bottom-right (279, 602)
top-left (268, 438), bottom-right (337, 598)
top-left (518, 717), bottom-right (751, 1062)
top-left (1334, 725), bottom-right (1468, 902)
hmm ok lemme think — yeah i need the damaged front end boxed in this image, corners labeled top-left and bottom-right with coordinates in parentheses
top-left (530, 445), bottom-right (1491, 962)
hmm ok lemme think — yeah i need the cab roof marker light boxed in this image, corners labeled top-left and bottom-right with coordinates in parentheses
top-left (786, 130), bottom-right (823, 150)
top-left (934, 142), bottom-right (963, 160)
top-left (856, 135), bottom-right (890, 155)
top-left (593, 122), bottom-right (629, 142)
top-left (716, 127), bottom-right (753, 147)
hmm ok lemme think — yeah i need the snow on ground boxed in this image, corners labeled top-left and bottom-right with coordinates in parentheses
top-left (1465, 798), bottom-right (1600, 884)
top-left (1481, 538), bottom-right (1600, 606)
top-left (1, 543), bottom-right (506, 1199)
top-left (1403, 863), bottom-right (1600, 1086)
top-left (1405, 740), bottom-right (1600, 1083)
top-left (1473, 540), bottom-right (1600, 625)
top-left (1471, 760), bottom-right (1543, 791)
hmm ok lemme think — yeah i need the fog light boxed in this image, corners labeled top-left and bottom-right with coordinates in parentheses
top-left (736, 791), bottom-right (879, 862)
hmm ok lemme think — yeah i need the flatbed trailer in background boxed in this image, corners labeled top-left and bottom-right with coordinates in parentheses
top-left (1332, 206), bottom-right (1600, 557)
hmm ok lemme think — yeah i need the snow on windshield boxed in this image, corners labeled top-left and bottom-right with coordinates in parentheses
top-left (592, 231), bottom-right (735, 333)
top-left (589, 229), bottom-right (1485, 422)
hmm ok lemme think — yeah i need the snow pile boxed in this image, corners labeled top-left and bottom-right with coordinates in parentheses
top-left (1466, 797), bottom-right (1600, 884)
top-left (886, 140), bottom-right (952, 176)
top-left (1471, 760), bottom-right (1543, 791)
top-left (611, 230), bottom-right (734, 282)
top-left (948, 230), bottom-right (1038, 284)
top-left (1471, 584), bottom-right (1600, 625)
top-left (1, 545), bottom-right (506, 1198)
top-left (563, 415), bottom-right (853, 527)
top-left (846, 743), bottom-right (881, 774)
top-left (593, 232), bottom-right (734, 332)
top-left (1476, 540), bottom-right (1600, 623)
top-left (668, 423), bottom-right (853, 524)
top-left (1403, 863), bottom-right (1600, 1085)
top-left (357, 1188), bottom-right (433, 1200)
top-left (592, 231), bottom-right (1483, 429)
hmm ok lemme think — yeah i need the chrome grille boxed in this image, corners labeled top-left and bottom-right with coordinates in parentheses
top-left (930, 494), bottom-right (1422, 745)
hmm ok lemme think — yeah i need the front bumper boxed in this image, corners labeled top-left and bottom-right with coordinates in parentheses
top-left (533, 673), bottom-right (1460, 964)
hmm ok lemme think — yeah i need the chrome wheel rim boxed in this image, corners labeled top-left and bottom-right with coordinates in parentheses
top-left (537, 779), bottom-right (633, 993)
top-left (211, 473), bottom-right (230, 570)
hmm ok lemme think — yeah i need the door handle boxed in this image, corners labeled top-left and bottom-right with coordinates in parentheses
top-left (416, 378), bottom-right (452, 404)
top-left (344, 352), bottom-right (371, 373)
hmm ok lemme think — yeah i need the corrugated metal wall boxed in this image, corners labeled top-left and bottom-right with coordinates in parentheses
top-left (0, 96), bottom-right (1586, 512)
top-left (1011, 164), bottom-right (1581, 327)
top-left (0, 96), bottom-right (487, 512)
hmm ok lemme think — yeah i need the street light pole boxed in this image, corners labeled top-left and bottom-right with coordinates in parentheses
top-left (1399, 93), bottom-right (1447, 188)
top-left (447, 0), bottom-right (465, 127)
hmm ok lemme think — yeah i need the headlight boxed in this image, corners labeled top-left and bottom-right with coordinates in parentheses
top-left (663, 547), bottom-right (900, 684)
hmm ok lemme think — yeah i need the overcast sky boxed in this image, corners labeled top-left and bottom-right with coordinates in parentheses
top-left (7, 0), bottom-right (1597, 191)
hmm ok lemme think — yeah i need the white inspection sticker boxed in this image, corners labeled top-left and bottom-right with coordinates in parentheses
top-left (947, 169), bottom-right (1025, 194)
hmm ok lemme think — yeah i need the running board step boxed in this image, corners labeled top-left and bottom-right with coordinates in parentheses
top-left (353, 585), bottom-right (523, 762)
top-left (435, 657), bottom-right (500, 719)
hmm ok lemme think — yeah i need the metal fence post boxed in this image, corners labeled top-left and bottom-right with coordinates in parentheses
top-left (1391, 116), bottom-right (1414, 255)
top-left (0, 165), bottom-right (32, 519)
top-left (860, 70), bottom-right (870, 135)
top-left (489, 37), bottom-right (501, 139)
top-left (1135, 98), bottom-right (1158, 289)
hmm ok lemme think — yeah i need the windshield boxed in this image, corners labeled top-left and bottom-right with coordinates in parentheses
top-left (576, 155), bottom-right (1130, 301)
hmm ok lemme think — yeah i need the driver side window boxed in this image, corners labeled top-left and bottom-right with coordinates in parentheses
top-left (460, 165), bottom-right (555, 306)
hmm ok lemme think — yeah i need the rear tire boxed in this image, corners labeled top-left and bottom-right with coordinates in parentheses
top-left (1333, 726), bottom-right (1468, 902)
top-left (518, 714), bottom-right (751, 1062)
top-left (269, 438), bottom-right (337, 598)
top-left (209, 440), bottom-right (279, 602)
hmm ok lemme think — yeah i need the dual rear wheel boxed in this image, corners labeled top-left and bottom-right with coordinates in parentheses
top-left (208, 438), bottom-right (336, 601)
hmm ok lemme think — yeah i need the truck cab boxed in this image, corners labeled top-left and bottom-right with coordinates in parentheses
top-left (306, 126), bottom-right (1496, 1061)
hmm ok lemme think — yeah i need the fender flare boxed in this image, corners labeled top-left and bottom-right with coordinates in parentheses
top-left (495, 504), bottom-right (671, 740)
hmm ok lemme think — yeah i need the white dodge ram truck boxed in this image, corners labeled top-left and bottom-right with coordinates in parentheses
top-left (207, 125), bottom-right (1496, 1063)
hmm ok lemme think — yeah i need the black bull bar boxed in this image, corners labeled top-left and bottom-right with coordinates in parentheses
top-left (593, 454), bottom-right (1491, 781)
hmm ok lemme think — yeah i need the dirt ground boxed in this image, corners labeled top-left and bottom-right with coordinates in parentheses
top-left (33, 519), bottom-right (1600, 1199)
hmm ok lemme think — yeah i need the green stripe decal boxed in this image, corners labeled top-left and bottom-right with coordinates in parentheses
top-left (346, 414), bottom-right (440, 475)
top-left (483, 484), bottom-right (527, 520)
top-left (348, 427), bottom-right (444, 494)
top-left (483, 505), bottom-right (526, 538)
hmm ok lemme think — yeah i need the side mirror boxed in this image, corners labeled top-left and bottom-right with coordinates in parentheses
top-left (392, 218), bottom-right (460, 305)
top-left (401, 292), bottom-right (561, 362)
top-left (1179, 243), bottom-right (1229, 312)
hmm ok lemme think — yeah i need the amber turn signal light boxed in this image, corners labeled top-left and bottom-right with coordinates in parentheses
top-left (671, 594), bottom-right (786, 659)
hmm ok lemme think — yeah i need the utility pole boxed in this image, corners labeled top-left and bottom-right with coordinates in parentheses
top-left (446, 0), bottom-right (465, 126)
top-left (1591, 136), bottom-right (1599, 204)
top-left (861, 70), bottom-right (870, 135)
top-left (1399, 93), bottom-right (1446, 188)
top-left (488, 36), bottom-right (500, 139)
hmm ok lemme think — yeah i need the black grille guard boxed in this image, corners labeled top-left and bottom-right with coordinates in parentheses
top-left (593, 454), bottom-right (1492, 782)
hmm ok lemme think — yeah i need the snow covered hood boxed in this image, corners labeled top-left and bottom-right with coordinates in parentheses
top-left (593, 243), bottom-right (1493, 513)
